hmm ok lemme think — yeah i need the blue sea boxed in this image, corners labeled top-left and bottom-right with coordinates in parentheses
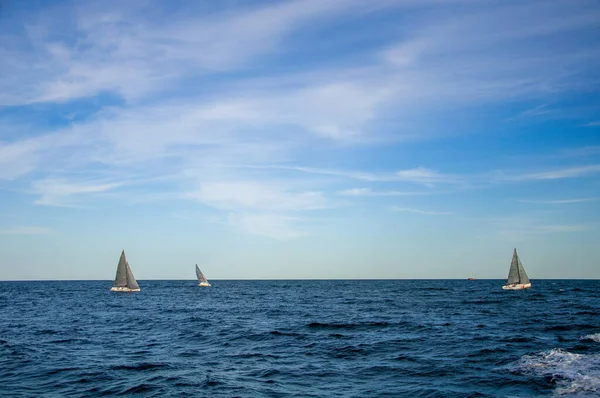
top-left (0, 280), bottom-right (599, 397)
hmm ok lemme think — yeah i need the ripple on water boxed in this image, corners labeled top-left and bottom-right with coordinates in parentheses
top-left (0, 279), bottom-right (599, 397)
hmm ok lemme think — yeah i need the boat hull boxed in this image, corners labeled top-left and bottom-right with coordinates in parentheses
top-left (110, 286), bottom-right (141, 292)
top-left (198, 282), bottom-right (211, 287)
top-left (502, 283), bottom-right (531, 290)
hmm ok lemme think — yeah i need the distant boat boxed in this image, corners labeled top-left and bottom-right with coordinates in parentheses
top-left (467, 277), bottom-right (477, 281)
top-left (196, 264), bottom-right (211, 287)
top-left (110, 250), bottom-right (140, 292)
top-left (502, 248), bottom-right (531, 290)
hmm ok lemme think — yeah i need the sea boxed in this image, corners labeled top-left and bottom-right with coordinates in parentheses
top-left (0, 279), bottom-right (599, 397)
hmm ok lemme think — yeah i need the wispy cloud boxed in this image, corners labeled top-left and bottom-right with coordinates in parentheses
top-left (32, 178), bottom-right (123, 206)
top-left (0, 226), bottom-right (52, 235)
top-left (559, 146), bottom-right (600, 158)
top-left (536, 224), bottom-right (594, 233)
top-left (339, 188), bottom-right (427, 196)
top-left (395, 167), bottom-right (461, 186)
top-left (0, 139), bottom-right (42, 180)
top-left (186, 180), bottom-right (327, 212)
top-left (506, 104), bottom-right (551, 121)
top-left (227, 213), bottom-right (306, 241)
top-left (494, 164), bottom-right (600, 182)
top-left (392, 207), bottom-right (452, 215)
top-left (521, 165), bottom-right (600, 180)
top-left (493, 216), bottom-right (594, 239)
top-left (283, 166), bottom-right (461, 186)
top-left (0, 0), bottom-right (391, 106)
top-left (584, 121), bottom-right (600, 127)
top-left (183, 180), bottom-right (326, 239)
top-left (518, 198), bottom-right (597, 204)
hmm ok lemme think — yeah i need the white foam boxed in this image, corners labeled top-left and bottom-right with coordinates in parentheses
top-left (509, 348), bottom-right (600, 396)
top-left (581, 333), bottom-right (600, 343)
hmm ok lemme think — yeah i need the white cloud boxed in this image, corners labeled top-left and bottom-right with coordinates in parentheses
top-left (392, 207), bottom-right (452, 215)
top-left (395, 167), bottom-right (460, 186)
top-left (506, 104), bottom-right (551, 121)
top-left (339, 188), bottom-right (426, 196)
top-left (187, 180), bottom-right (327, 212)
top-left (536, 224), bottom-right (593, 233)
top-left (280, 166), bottom-right (460, 186)
top-left (493, 216), bottom-right (594, 239)
top-left (0, 226), bottom-right (52, 235)
top-left (0, 0), bottom-right (390, 106)
top-left (227, 213), bottom-right (306, 241)
top-left (518, 198), bottom-right (597, 204)
top-left (0, 139), bottom-right (42, 180)
top-left (498, 165), bottom-right (600, 181)
top-left (32, 178), bottom-right (123, 206)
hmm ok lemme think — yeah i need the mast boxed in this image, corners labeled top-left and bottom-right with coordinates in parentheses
top-left (516, 250), bottom-right (521, 282)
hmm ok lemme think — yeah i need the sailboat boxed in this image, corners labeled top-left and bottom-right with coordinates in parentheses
top-left (502, 248), bottom-right (531, 290)
top-left (196, 264), bottom-right (211, 287)
top-left (110, 250), bottom-right (141, 292)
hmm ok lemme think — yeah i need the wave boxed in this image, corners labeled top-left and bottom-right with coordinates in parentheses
top-left (228, 352), bottom-right (280, 359)
top-left (329, 344), bottom-right (369, 358)
top-left (307, 321), bottom-right (390, 330)
top-left (545, 324), bottom-right (598, 332)
top-left (508, 348), bottom-right (600, 396)
top-left (504, 336), bottom-right (534, 343)
top-left (269, 330), bottom-right (303, 337)
top-left (581, 333), bottom-right (600, 343)
top-left (111, 362), bottom-right (170, 371)
top-left (461, 299), bottom-right (504, 305)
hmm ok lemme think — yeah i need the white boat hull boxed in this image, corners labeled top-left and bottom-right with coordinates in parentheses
top-left (110, 286), bottom-right (141, 292)
top-left (502, 283), bottom-right (531, 290)
top-left (198, 282), bottom-right (211, 287)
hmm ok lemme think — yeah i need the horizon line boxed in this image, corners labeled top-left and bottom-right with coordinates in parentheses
top-left (1, 278), bottom-right (598, 282)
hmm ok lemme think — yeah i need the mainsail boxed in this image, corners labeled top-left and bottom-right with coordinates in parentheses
top-left (196, 264), bottom-right (208, 284)
top-left (506, 248), bottom-right (529, 285)
top-left (114, 250), bottom-right (140, 290)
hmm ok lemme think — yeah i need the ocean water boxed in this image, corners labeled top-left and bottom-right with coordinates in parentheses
top-left (0, 280), bottom-right (599, 397)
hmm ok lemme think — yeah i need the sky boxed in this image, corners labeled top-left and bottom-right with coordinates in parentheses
top-left (0, 0), bottom-right (599, 280)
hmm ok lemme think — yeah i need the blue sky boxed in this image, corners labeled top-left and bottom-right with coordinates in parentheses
top-left (1, 0), bottom-right (599, 280)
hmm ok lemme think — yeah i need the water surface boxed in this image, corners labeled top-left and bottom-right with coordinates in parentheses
top-left (0, 280), bottom-right (598, 396)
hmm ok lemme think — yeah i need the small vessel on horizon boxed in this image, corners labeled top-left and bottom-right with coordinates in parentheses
top-left (196, 264), bottom-right (211, 287)
top-left (502, 248), bottom-right (531, 290)
top-left (110, 250), bottom-right (140, 292)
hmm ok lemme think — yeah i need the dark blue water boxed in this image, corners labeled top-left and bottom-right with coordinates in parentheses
top-left (0, 280), bottom-right (599, 397)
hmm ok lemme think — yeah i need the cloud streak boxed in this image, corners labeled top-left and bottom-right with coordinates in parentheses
top-left (493, 165), bottom-right (600, 182)
top-left (518, 198), bottom-right (597, 204)
top-left (339, 188), bottom-right (427, 197)
top-left (392, 207), bottom-right (452, 215)
top-left (0, 226), bottom-right (52, 235)
top-left (32, 178), bottom-right (123, 206)
top-left (227, 213), bottom-right (307, 241)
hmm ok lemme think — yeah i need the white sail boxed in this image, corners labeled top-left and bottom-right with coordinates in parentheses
top-left (196, 264), bottom-right (211, 287)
